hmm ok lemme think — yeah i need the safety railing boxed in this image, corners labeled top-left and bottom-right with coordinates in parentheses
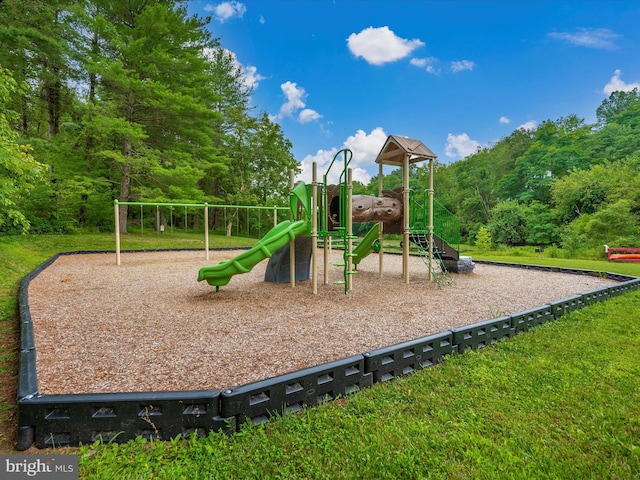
top-left (409, 193), bottom-right (460, 258)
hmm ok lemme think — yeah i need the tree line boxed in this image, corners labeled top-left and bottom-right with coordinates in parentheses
top-left (0, 0), bottom-right (298, 235)
top-left (2, 1), bottom-right (639, 258)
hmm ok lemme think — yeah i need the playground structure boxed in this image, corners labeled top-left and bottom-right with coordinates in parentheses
top-left (605, 245), bottom-right (640, 262)
top-left (198, 135), bottom-right (467, 293)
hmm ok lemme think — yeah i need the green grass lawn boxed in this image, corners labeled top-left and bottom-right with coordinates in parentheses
top-left (463, 243), bottom-right (640, 278)
top-left (1, 234), bottom-right (639, 479)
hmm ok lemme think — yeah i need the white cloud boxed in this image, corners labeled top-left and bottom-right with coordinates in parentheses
top-left (548, 28), bottom-right (620, 50)
top-left (207, 1), bottom-right (247, 23)
top-left (603, 69), bottom-right (640, 96)
top-left (274, 81), bottom-right (323, 124)
top-left (297, 127), bottom-right (388, 184)
top-left (298, 108), bottom-right (322, 123)
top-left (279, 81), bottom-right (307, 118)
top-left (410, 57), bottom-right (440, 75)
top-left (298, 149), bottom-right (341, 184)
top-left (517, 120), bottom-right (538, 131)
top-left (241, 65), bottom-right (266, 90)
top-left (499, 116), bottom-right (510, 124)
top-left (344, 127), bottom-right (388, 168)
top-left (347, 26), bottom-right (424, 66)
top-left (451, 60), bottom-right (475, 73)
top-left (445, 133), bottom-right (481, 159)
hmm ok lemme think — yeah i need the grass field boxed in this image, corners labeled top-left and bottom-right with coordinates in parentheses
top-left (1, 233), bottom-right (639, 479)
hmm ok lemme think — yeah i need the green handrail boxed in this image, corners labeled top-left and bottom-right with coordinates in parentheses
top-left (409, 192), bottom-right (460, 257)
top-left (433, 199), bottom-right (460, 256)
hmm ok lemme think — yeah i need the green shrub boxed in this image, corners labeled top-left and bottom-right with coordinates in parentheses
top-left (543, 245), bottom-right (565, 259)
top-left (474, 226), bottom-right (492, 251)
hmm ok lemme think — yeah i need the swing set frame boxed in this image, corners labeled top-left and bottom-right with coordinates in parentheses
top-left (113, 201), bottom-right (289, 265)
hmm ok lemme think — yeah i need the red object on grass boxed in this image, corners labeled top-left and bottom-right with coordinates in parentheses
top-left (606, 246), bottom-right (640, 262)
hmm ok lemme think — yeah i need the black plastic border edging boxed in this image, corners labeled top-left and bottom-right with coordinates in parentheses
top-left (17, 389), bottom-right (227, 450)
top-left (363, 331), bottom-right (454, 383)
top-left (16, 253), bottom-right (640, 450)
top-left (220, 355), bottom-right (372, 428)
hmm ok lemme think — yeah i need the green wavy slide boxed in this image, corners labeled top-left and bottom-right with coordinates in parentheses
top-left (198, 219), bottom-right (311, 287)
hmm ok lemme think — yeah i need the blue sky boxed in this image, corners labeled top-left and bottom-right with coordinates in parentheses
top-left (187, 0), bottom-right (640, 184)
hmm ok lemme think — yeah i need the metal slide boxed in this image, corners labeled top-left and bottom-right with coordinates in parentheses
top-left (197, 219), bottom-right (311, 288)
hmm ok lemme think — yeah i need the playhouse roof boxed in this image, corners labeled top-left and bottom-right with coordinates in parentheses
top-left (374, 135), bottom-right (437, 166)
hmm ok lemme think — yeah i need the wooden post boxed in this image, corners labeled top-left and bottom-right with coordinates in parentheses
top-left (204, 203), bottom-right (209, 260)
top-left (403, 153), bottom-right (410, 284)
top-left (290, 170), bottom-right (296, 288)
top-left (114, 200), bottom-right (121, 266)
top-left (378, 161), bottom-right (384, 277)
top-left (347, 168), bottom-right (353, 292)
top-left (312, 162), bottom-right (318, 294)
top-left (428, 159), bottom-right (434, 281)
top-left (323, 180), bottom-right (329, 286)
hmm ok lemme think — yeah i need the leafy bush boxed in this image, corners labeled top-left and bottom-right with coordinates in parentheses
top-left (543, 245), bottom-right (566, 259)
top-left (489, 200), bottom-right (528, 246)
top-left (562, 199), bottom-right (639, 251)
top-left (525, 201), bottom-right (560, 245)
top-left (23, 214), bottom-right (71, 234)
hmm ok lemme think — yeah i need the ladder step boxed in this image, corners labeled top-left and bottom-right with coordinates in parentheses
top-left (334, 263), bottom-right (345, 267)
top-left (333, 281), bottom-right (346, 285)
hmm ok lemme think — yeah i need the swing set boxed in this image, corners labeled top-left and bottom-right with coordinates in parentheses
top-left (113, 201), bottom-right (289, 265)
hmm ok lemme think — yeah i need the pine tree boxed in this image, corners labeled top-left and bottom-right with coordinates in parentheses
top-left (475, 226), bottom-right (492, 252)
top-left (0, 0), bottom-right (78, 138)
top-left (80, 0), bottom-right (228, 232)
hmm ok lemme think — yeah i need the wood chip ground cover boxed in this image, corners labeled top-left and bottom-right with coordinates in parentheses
top-left (27, 250), bottom-right (616, 394)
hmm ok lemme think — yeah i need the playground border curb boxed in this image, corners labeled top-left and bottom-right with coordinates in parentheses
top-left (15, 252), bottom-right (640, 450)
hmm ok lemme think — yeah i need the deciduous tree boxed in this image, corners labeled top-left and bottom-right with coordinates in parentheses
top-left (0, 68), bottom-right (45, 233)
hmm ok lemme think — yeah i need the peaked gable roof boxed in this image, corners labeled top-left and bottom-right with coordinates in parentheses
top-left (374, 135), bottom-right (437, 166)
